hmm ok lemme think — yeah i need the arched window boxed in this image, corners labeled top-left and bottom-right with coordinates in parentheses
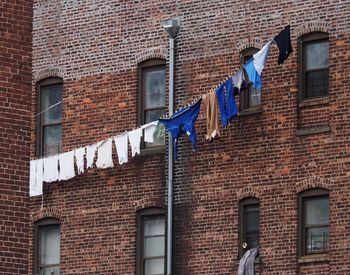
top-left (137, 208), bottom-right (165, 275)
top-left (299, 32), bottom-right (329, 99)
top-left (298, 188), bottom-right (329, 256)
top-left (36, 78), bottom-right (63, 157)
top-left (240, 48), bottom-right (260, 111)
top-left (34, 218), bottom-right (60, 275)
top-left (239, 197), bottom-right (260, 257)
top-left (138, 59), bottom-right (166, 148)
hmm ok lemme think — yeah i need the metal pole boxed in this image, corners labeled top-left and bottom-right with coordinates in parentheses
top-left (167, 36), bottom-right (174, 275)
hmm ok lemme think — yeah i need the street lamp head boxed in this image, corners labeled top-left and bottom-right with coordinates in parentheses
top-left (163, 18), bottom-right (180, 39)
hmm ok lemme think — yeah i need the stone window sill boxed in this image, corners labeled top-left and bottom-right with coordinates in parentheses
top-left (298, 96), bottom-right (329, 108)
top-left (296, 126), bottom-right (331, 136)
top-left (298, 254), bottom-right (329, 264)
top-left (139, 146), bottom-right (166, 156)
top-left (238, 107), bottom-right (263, 116)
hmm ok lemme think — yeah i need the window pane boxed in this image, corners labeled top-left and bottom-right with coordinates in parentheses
top-left (305, 69), bottom-right (329, 97)
top-left (246, 236), bottom-right (259, 250)
top-left (145, 236), bottom-right (165, 257)
top-left (40, 225), bottom-right (60, 265)
top-left (246, 209), bottom-right (259, 233)
top-left (144, 216), bottom-right (164, 236)
top-left (249, 87), bottom-right (261, 107)
top-left (306, 227), bottom-right (329, 254)
top-left (42, 84), bottom-right (62, 124)
top-left (144, 258), bottom-right (164, 275)
top-left (144, 69), bottom-right (166, 109)
top-left (145, 110), bottom-right (166, 124)
top-left (305, 197), bottom-right (329, 225)
top-left (41, 266), bottom-right (60, 275)
top-left (306, 41), bottom-right (329, 70)
top-left (43, 125), bottom-right (62, 156)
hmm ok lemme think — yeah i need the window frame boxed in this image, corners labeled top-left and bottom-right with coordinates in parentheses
top-left (298, 188), bottom-right (329, 257)
top-left (36, 78), bottom-right (63, 157)
top-left (239, 47), bottom-right (261, 112)
top-left (299, 32), bottom-right (329, 101)
top-left (33, 218), bottom-right (61, 275)
top-left (137, 59), bottom-right (167, 150)
top-left (137, 208), bottom-right (165, 275)
top-left (239, 197), bottom-right (260, 258)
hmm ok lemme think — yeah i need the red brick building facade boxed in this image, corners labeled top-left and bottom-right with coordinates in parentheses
top-left (2, 0), bottom-right (350, 274)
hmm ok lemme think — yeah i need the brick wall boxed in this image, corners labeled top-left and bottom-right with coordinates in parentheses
top-left (29, 0), bottom-right (350, 274)
top-left (0, 1), bottom-right (33, 274)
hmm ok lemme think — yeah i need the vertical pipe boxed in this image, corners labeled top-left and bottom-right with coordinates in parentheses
top-left (167, 37), bottom-right (174, 275)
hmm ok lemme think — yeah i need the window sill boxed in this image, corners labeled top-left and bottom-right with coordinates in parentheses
top-left (238, 107), bottom-right (263, 116)
top-left (296, 125), bottom-right (331, 136)
top-left (298, 254), bottom-right (329, 264)
top-left (298, 96), bottom-right (329, 108)
top-left (139, 146), bottom-right (166, 156)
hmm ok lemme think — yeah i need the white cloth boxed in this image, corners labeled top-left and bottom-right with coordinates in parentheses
top-left (74, 147), bottom-right (85, 174)
top-left (58, 151), bottom-right (75, 181)
top-left (231, 68), bottom-right (245, 90)
top-left (29, 160), bottom-right (43, 197)
top-left (43, 155), bottom-right (59, 183)
top-left (86, 143), bottom-right (97, 169)
top-left (253, 40), bottom-right (272, 75)
top-left (128, 128), bottom-right (143, 157)
top-left (96, 138), bottom-right (114, 169)
top-left (142, 121), bottom-right (158, 143)
top-left (113, 133), bottom-right (128, 165)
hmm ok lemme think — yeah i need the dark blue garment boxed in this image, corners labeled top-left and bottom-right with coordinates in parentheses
top-left (158, 99), bottom-right (202, 160)
top-left (216, 79), bottom-right (238, 128)
top-left (244, 59), bottom-right (262, 89)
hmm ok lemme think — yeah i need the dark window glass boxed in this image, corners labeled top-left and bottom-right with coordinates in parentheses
top-left (138, 209), bottom-right (165, 275)
top-left (34, 219), bottom-right (60, 275)
top-left (240, 48), bottom-right (261, 111)
top-left (139, 60), bottom-right (166, 148)
top-left (240, 198), bottom-right (260, 256)
top-left (301, 33), bottom-right (329, 99)
top-left (37, 79), bottom-right (63, 157)
top-left (299, 189), bottom-right (329, 256)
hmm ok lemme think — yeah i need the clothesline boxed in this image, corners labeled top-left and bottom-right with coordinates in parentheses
top-left (29, 25), bottom-right (292, 197)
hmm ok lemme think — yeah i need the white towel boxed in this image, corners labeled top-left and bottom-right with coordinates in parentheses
top-left (142, 121), bottom-right (158, 143)
top-left (113, 133), bottom-right (128, 165)
top-left (253, 40), bottom-right (272, 76)
top-left (29, 160), bottom-right (43, 197)
top-left (74, 147), bottom-right (86, 174)
top-left (86, 143), bottom-right (97, 169)
top-left (43, 155), bottom-right (59, 183)
top-left (96, 138), bottom-right (114, 169)
top-left (128, 128), bottom-right (143, 157)
top-left (58, 151), bottom-right (75, 181)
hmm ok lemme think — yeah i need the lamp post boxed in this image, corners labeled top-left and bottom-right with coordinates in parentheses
top-left (163, 18), bottom-right (180, 275)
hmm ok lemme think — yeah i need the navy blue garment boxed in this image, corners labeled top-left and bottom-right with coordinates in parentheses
top-left (158, 99), bottom-right (202, 160)
top-left (216, 79), bottom-right (238, 128)
top-left (274, 25), bottom-right (293, 65)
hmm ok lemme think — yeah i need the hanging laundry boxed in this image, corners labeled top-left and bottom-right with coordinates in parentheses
top-left (159, 99), bottom-right (202, 160)
top-left (142, 121), bottom-right (158, 143)
top-left (43, 155), bottom-right (59, 183)
top-left (128, 128), bottom-right (143, 157)
top-left (58, 151), bottom-right (75, 181)
top-left (253, 40), bottom-right (273, 75)
top-left (29, 159), bottom-right (43, 197)
top-left (216, 79), bottom-right (238, 128)
top-left (74, 147), bottom-right (85, 174)
top-left (86, 143), bottom-right (97, 169)
top-left (113, 133), bottom-right (128, 165)
top-left (202, 91), bottom-right (220, 141)
top-left (274, 25), bottom-right (293, 64)
top-left (244, 59), bottom-right (262, 89)
top-left (238, 248), bottom-right (258, 275)
top-left (231, 68), bottom-right (246, 91)
top-left (96, 138), bottom-right (114, 169)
